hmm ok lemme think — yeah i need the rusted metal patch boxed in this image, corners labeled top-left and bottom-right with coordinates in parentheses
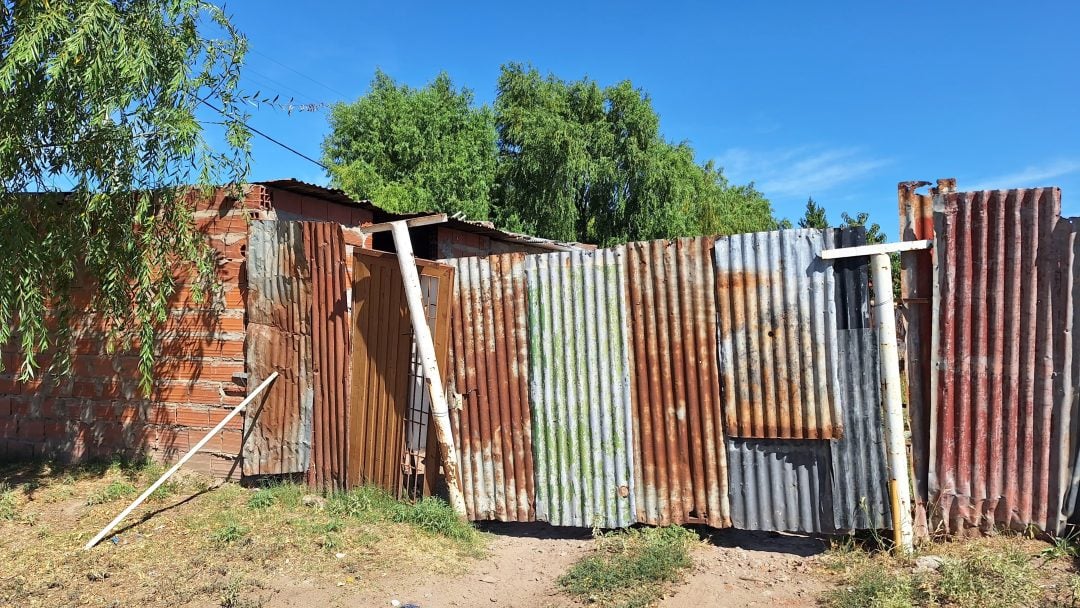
top-left (525, 248), bottom-right (636, 528)
top-left (713, 229), bottom-right (842, 440)
top-left (446, 254), bottom-right (535, 521)
top-left (931, 187), bottom-right (1068, 534)
top-left (303, 223), bottom-right (351, 491)
top-left (898, 179), bottom-right (955, 527)
top-left (625, 237), bottom-right (730, 528)
top-left (243, 220), bottom-right (314, 476)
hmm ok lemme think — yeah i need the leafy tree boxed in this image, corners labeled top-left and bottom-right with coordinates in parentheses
top-left (798, 197), bottom-right (829, 229)
top-left (323, 71), bottom-right (496, 220)
top-left (0, 0), bottom-right (250, 388)
top-left (493, 64), bottom-right (779, 244)
top-left (840, 211), bottom-right (887, 244)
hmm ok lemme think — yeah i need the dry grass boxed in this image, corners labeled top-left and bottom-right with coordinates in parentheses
top-left (821, 533), bottom-right (1080, 608)
top-left (0, 459), bottom-right (487, 608)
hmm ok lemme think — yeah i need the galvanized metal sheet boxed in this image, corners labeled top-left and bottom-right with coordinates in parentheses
top-left (625, 237), bottom-right (729, 528)
top-left (828, 227), bottom-right (892, 531)
top-left (714, 229), bottom-right (843, 439)
top-left (526, 248), bottom-right (636, 528)
top-left (726, 438), bottom-right (833, 532)
top-left (243, 220), bottom-right (314, 476)
top-left (931, 187), bottom-right (1068, 534)
top-left (447, 254), bottom-right (535, 522)
top-left (304, 222), bottom-right (351, 491)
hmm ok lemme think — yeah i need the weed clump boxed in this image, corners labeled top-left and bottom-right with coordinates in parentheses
top-left (86, 480), bottom-right (136, 506)
top-left (559, 526), bottom-right (696, 608)
top-left (0, 483), bottom-right (16, 520)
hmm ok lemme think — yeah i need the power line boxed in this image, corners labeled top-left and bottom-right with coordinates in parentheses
top-left (200, 100), bottom-right (329, 172)
top-left (249, 48), bottom-right (352, 99)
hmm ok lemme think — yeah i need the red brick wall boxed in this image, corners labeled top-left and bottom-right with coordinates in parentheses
top-left (0, 184), bottom-right (375, 478)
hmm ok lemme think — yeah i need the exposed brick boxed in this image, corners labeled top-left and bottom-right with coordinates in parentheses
top-left (147, 404), bottom-right (177, 425)
top-left (207, 408), bottom-right (244, 430)
top-left (0, 419), bottom-right (16, 439)
top-left (218, 429), bottom-right (244, 455)
top-left (0, 396), bottom-right (10, 418)
top-left (153, 382), bottom-right (223, 405)
top-left (153, 360), bottom-right (245, 383)
top-left (174, 406), bottom-right (209, 427)
top-left (0, 376), bottom-right (22, 395)
top-left (18, 419), bottom-right (45, 441)
top-left (163, 312), bottom-right (245, 334)
top-left (44, 420), bottom-right (67, 439)
top-left (10, 399), bottom-right (30, 417)
top-left (72, 381), bottom-right (98, 399)
top-left (159, 338), bottom-right (245, 359)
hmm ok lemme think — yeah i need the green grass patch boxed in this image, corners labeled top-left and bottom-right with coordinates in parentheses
top-left (86, 480), bottom-right (137, 506)
top-left (559, 526), bottom-right (696, 608)
top-left (211, 520), bottom-right (250, 546)
top-left (245, 481), bottom-right (304, 510)
top-left (0, 483), bottom-right (16, 520)
top-left (824, 542), bottom-right (1043, 608)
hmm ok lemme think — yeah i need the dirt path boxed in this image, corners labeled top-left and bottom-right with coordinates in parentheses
top-left (264, 525), bottom-right (829, 608)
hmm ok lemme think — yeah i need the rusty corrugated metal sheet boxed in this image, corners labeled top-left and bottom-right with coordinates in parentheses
top-left (714, 229), bottom-right (842, 439)
top-left (525, 248), bottom-right (636, 528)
top-left (625, 237), bottom-right (730, 528)
top-left (830, 228), bottom-right (891, 531)
top-left (898, 179), bottom-right (954, 529)
top-left (723, 229), bottom-right (890, 533)
top-left (303, 223), bottom-right (351, 491)
top-left (446, 254), bottom-right (535, 522)
top-left (931, 187), bottom-right (1069, 534)
top-left (243, 220), bottom-right (314, 475)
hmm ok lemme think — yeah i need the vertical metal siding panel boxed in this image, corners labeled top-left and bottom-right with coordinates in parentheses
top-left (627, 237), bottom-right (730, 528)
top-left (932, 188), bottom-right (1067, 534)
top-left (714, 230), bottom-right (842, 439)
top-left (726, 438), bottom-right (832, 532)
top-left (243, 221), bottom-right (314, 476)
top-left (303, 223), bottom-right (351, 491)
top-left (447, 254), bottom-right (535, 521)
top-left (526, 249), bottom-right (635, 528)
top-left (825, 226), bottom-right (892, 531)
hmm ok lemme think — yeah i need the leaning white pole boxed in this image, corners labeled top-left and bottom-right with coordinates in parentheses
top-left (388, 221), bottom-right (467, 518)
top-left (84, 371), bottom-right (279, 550)
top-left (871, 253), bottom-right (914, 553)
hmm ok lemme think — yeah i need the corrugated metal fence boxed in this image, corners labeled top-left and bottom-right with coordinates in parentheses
top-left (445, 228), bottom-right (891, 533)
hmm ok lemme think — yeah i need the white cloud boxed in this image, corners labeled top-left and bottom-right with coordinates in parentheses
top-left (967, 159), bottom-right (1080, 191)
top-left (715, 146), bottom-right (890, 199)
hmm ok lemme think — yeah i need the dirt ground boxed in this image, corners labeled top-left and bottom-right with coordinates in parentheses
top-left (262, 524), bottom-right (828, 608)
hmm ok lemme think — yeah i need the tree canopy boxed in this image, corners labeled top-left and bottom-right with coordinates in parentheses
top-left (323, 70), bottom-right (496, 219)
top-left (0, 0), bottom-right (250, 387)
top-left (324, 64), bottom-right (783, 245)
top-left (798, 197), bottom-right (829, 229)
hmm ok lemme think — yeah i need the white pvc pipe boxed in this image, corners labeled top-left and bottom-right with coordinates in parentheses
top-left (871, 253), bottom-right (914, 552)
top-left (389, 221), bottom-right (467, 517)
top-left (84, 371), bottom-right (279, 550)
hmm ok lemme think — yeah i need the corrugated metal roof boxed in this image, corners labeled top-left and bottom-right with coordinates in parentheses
top-left (256, 179), bottom-right (382, 212)
top-left (447, 254), bottom-right (536, 521)
top-left (713, 229), bottom-right (843, 440)
top-left (625, 237), bottom-right (730, 528)
top-left (243, 220), bottom-right (314, 476)
top-left (931, 187), bottom-right (1068, 534)
top-left (525, 248), bottom-right (636, 528)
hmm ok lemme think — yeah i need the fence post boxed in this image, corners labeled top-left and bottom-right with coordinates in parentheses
top-left (387, 221), bottom-right (467, 518)
top-left (872, 252), bottom-right (914, 552)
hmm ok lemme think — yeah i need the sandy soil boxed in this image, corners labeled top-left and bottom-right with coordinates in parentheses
top-left (261, 524), bottom-right (829, 608)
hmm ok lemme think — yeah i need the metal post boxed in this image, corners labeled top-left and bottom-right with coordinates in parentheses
top-left (871, 252), bottom-right (914, 552)
top-left (388, 221), bottom-right (467, 518)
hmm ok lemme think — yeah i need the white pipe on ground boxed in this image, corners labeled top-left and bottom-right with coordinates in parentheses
top-left (84, 371), bottom-right (279, 550)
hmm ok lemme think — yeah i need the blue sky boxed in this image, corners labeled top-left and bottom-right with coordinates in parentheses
top-left (225, 1), bottom-right (1080, 239)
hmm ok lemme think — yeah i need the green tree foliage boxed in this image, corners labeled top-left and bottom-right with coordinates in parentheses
top-left (0, 1), bottom-right (250, 388)
top-left (324, 64), bottom-right (782, 245)
top-left (840, 211), bottom-right (886, 244)
top-left (798, 197), bottom-right (829, 229)
top-left (494, 63), bottom-right (779, 244)
top-left (323, 71), bottom-right (497, 219)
